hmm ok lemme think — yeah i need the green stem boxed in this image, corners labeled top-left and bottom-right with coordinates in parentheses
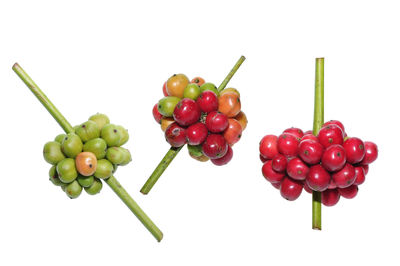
top-left (312, 58), bottom-right (324, 230)
top-left (12, 63), bottom-right (163, 242)
top-left (140, 56), bottom-right (246, 195)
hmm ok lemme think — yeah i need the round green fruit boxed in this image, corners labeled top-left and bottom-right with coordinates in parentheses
top-left (85, 178), bottom-right (103, 195)
top-left (183, 84), bottom-right (201, 100)
top-left (101, 124), bottom-right (121, 147)
top-left (120, 148), bottom-right (132, 166)
top-left (65, 180), bottom-right (82, 199)
top-left (83, 138), bottom-right (107, 159)
top-left (188, 144), bottom-right (203, 157)
top-left (94, 159), bottom-right (114, 179)
top-left (75, 120), bottom-right (100, 142)
top-left (56, 158), bottom-right (78, 183)
top-left (106, 147), bottom-right (126, 165)
top-left (61, 133), bottom-right (83, 158)
top-left (115, 125), bottom-right (129, 146)
top-left (200, 82), bottom-right (219, 96)
top-left (49, 166), bottom-right (63, 186)
top-left (54, 134), bottom-right (67, 144)
top-left (77, 175), bottom-right (94, 188)
top-left (43, 141), bottom-right (66, 165)
top-left (158, 96), bottom-right (181, 117)
top-left (89, 113), bottom-right (110, 131)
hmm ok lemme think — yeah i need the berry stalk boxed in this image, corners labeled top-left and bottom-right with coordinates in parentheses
top-left (312, 58), bottom-right (324, 230)
top-left (12, 63), bottom-right (163, 242)
top-left (140, 56), bottom-right (246, 195)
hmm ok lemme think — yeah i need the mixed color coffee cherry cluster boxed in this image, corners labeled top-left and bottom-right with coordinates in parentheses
top-left (259, 120), bottom-right (378, 206)
top-left (152, 74), bottom-right (247, 165)
top-left (43, 113), bottom-right (132, 198)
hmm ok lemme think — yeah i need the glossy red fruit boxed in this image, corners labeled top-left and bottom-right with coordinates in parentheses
top-left (321, 144), bottom-right (346, 172)
top-left (332, 163), bottom-right (356, 188)
top-left (304, 130), bottom-right (313, 135)
top-left (327, 178), bottom-right (337, 189)
top-left (260, 154), bottom-right (268, 163)
top-left (271, 182), bottom-right (281, 190)
top-left (152, 103), bottom-right (163, 124)
top-left (186, 122), bottom-right (208, 145)
top-left (283, 127), bottom-right (304, 140)
top-left (301, 134), bottom-right (318, 142)
top-left (286, 157), bottom-right (309, 181)
top-left (202, 134), bottom-right (228, 159)
top-left (360, 141), bottom-right (378, 165)
top-left (262, 160), bottom-right (285, 183)
top-left (259, 135), bottom-right (278, 159)
top-left (196, 91), bottom-right (218, 113)
top-left (205, 111), bottom-right (229, 133)
top-left (271, 154), bottom-right (287, 172)
top-left (306, 164), bottom-right (331, 192)
top-left (162, 82), bottom-right (168, 96)
top-left (318, 125), bottom-right (344, 148)
top-left (298, 140), bottom-right (324, 165)
top-left (303, 181), bottom-right (313, 193)
top-left (338, 185), bottom-right (358, 199)
top-left (280, 177), bottom-right (303, 201)
top-left (361, 164), bottom-right (369, 175)
top-left (323, 120), bottom-right (345, 134)
top-left (211, 145), bottom-right (233, 166)
top-left (321, 189), bottom-right (340, 206)
top-left (353, 166), bottom-right (366, 185)
top-left (165, 122), bottom-right (187, 147)
top-left (173, 98), bottom-right (201, 126)
top-left (343, 137), bottom-right (365, 164)
top-left (277, 133), bottom-right (299, 157)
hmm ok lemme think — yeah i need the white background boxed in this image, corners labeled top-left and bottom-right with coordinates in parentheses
top-left (0, 0), bottom-right (398, 265)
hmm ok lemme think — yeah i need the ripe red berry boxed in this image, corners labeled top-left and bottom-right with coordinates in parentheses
top-left (321, 189), bottom-right (340, 207)
top-left (186, 122), bottom-right (208, 145)
top-left (152, 103), bottom-right (163, 124)
top-left (162, 81), bottom-right (168, 96)
top-left (332, 163), bottom-right (356, 188)
top-left (303, 181), bottom-right (313, 193)
top-left (271, 182), bottom-right (281, 190)
top-left (360, 141), bottom-right (378, 165)
top-left (343, 137), bottom-right (365, 164)
top-left (277, 133), bottom-right (299, 157)
top-left (262, 160), bottom-right (285, 183)
top-left (202, 134), bottom-right (228, 159)
top-left (298, 140), bottom-right (324, 165)
top-left (301, 134), bottom-right (318, 142)
top-left (283, 127), bottom-right (304, 140)
top-left (286, 157), bottom-right (309, 181)
top-left (173, 98), bottom-right (201, 126)
top-left (304, 130), bottom-right (313, 135)
top-left (321, 144), bottom-right (346, 172)
top-left (196, 91), bottom-right (218, 113)
top-left (165, 122), bottom-right (187, 147)
top-left (260, 154), bottom-right (268, 163)
top-left (271, 154), bottom-right (287, 172)
top-left (323, 120), bottom-right (345, 134)
top-left (280, 177), bottom-right (303, 201)
top-left (211, 145), bottom-right (233, 166)
top-left (205, 111), bottom-right (229, 133)
top-left (361, 164), bottom-right (369, 175)
top-left (259, 135), bottom-right (278, 159)
top-left (318, 125), bottom-right (344, 148)
top-left (353, 166), bottom-right (366, 185)
top-left (327, 178), bottom-right (337, 189)
top-left (306, 164), bottom-right (331, 192)
top-left (338, 185), bottom-right (358, 199)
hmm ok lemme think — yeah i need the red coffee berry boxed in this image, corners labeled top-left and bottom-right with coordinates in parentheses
top-left (165, 122), bottom-right (187, 147)
top-left (260, 154), bottom-right (268, 163)
top-left (353, 166), bottom-right (366, 185)
top-left (323, 120), bottom-right (345, 134)
top-left (173, 98), bottom-right (201, 126)
top-left (332, 163), bottom-right (356, 188)
top-left (186, 122), bottom-right (208, 145)
top-left (343, 137), bottom-right (365, 164)
top-left (271, 182), bottom-right (281, 190)
top-left (205, 111), bottom-right (229, 133)
top-left (259, 135), bottom-right (279, 159)
top-left (298, 140), bottom-right (324, 165)
top-left (152, 103), bottom-right (163, 124)
top-left (196, 91), bottom-right (218, 113)
top-left (321, 144), bottom-right (346, 172)
top-left (202, 134), bottom-right (228, 159)
top-left (338, 185), bottom-right (358, 199)
top-left (306, 164), bottom-right (331, 192)
top-left (277, 133), bottom-right (299, 157)
top-left (211, 145), bottom-right (233, 166)
top-left (318, 125), bottom-right (344, 148)
top-left (303, 181), bottom-right (313, 193)
top-left (283, 127), bottom-right (304, 140)
top-left (360, 141), bottom-right (378, 165)
top-left (286, 157), bottom-right (309, 181)
top-left (321, 189), bottom-right (340, 207)
top-left (280, 177), bottom-right (303, 201)
top-left (271, 154), bottom-right (287, 172)
top-left (327, 178), bottom-right (337, 189)
top-left (262, 160), bottom-right (285, 183)
top-left (301, 134), bottom-right (318, 142)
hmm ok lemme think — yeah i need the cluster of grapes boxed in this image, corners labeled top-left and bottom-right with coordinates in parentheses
top-left (152, 74), bottom-right (247, 165)
top-left (259, 120), bottom-right (378, 206)
top-left (43, 113), bottom-right (132, 198)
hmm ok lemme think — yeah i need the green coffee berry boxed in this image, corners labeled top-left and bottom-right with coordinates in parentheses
top-left (77, 175), bottom-right (94, 188)
top-left (106, 147), bottom-right (126, 165)
top-left (75, 120), bottom-right (100, 142)
top-left (83, 138), bottom-right (107, 159)
top-left (61, 133), bottom-right (83, 158)
top-left (94, 159), bottom-right (114, 179)
top-left (115, 125), bottom-right (129, 146)
top-left (43, 141), bottom-right (66, 165)
top-left (56, 158), bottom-right (78, 183)
top-left (54, 134), bottom-right (67, 144)
top-left (49, 165), bottom-right (63, 186)
top-left (101, 124), bottom-right (121, 147)
top-left (89, 113), bottom-right (110, 131)
top-left (84, 178), bottom-right (103, 195)
top-left (65, 180), bottom-right (82, 199)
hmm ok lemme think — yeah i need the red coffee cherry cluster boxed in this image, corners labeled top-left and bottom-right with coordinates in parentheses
top-left (259, 120), bottom-right (378, 206)
top-left (152, 74), bottom-right (247, 165)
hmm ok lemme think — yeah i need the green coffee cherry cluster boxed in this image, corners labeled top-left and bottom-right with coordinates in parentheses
top-left (43, 113), bottom-right (132, 199)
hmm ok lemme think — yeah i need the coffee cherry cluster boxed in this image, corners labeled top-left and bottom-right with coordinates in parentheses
top-left (152, 74), bottom-right (247, 165)
top-left (43, 113), bottom-right (132, 199)
top-left (259, 120), bottom-right (378, 206)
